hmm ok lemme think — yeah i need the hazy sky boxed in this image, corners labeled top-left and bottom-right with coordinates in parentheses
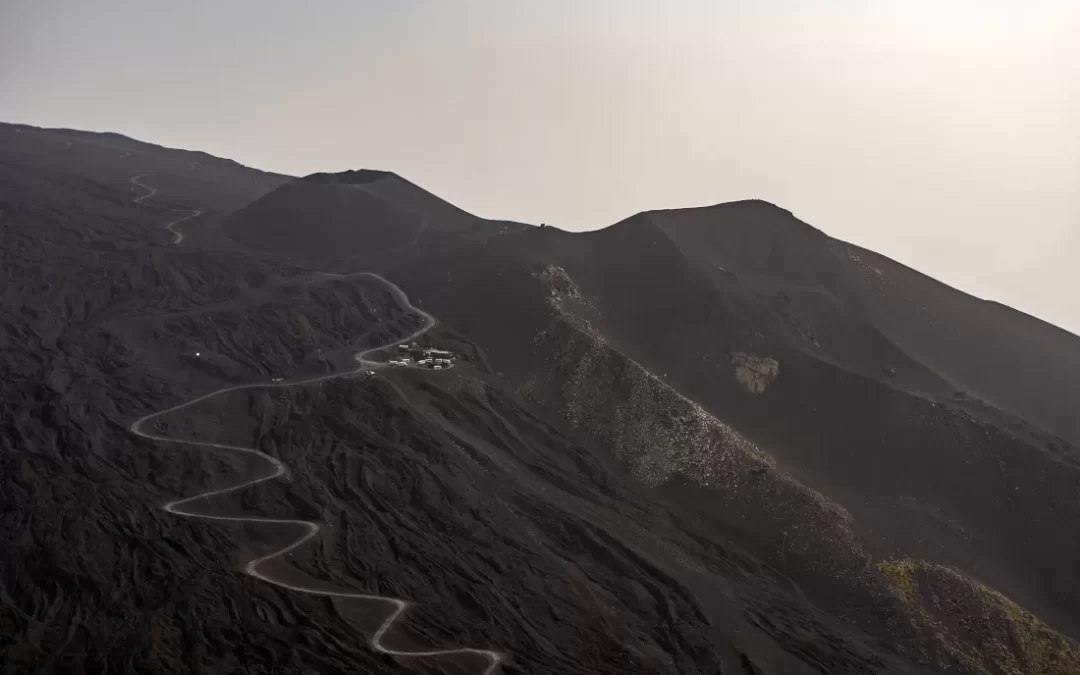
top-left (4, 1), bottom-right (1079, 333)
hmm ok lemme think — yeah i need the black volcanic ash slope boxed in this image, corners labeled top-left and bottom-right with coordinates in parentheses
top-left (5, 130), bottom-right (1080, 675)
top-left (229, 168), bottom-right (1080, 671)
top-left (222, 170), bottom-right (526, 269)
top-left (406, 202), bottom-right (1080, 644)
top-left (649, 199), bottom-right (1080, 449)
top-left (0, 130), bottom-right (842, 675)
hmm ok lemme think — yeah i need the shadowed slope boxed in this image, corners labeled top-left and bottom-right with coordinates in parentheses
top-left (222, 170), bottom-right (528, 268)
top-left (7, 125), bottom-right (1080, 675)
top-left (648, 200), bottom-right (1080, 447)
top-left (129, 270), bottom-right (504, 675)
top-left (388, 196), bottom-right (1080, 652)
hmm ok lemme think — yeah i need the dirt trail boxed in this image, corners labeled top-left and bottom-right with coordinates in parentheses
top-left (129, 186), bottom-right (503, 672)
top-left (130, 174), bottom-right (202, 244)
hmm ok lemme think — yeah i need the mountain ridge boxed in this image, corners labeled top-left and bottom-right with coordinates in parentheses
top-left (4, 125), bottom-right (1080, 674)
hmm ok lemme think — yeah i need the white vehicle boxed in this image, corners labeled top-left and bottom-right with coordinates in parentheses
top-left (271, 377), bottom-right (283, 384)
top-left (397, 345), bottom-right (409, 351)
top-left (418, 358), bottom-right (432, 365)
top-left (392, 361), bottom-right (407, 367)
top-left (433, 364), bottom-right (443, 370)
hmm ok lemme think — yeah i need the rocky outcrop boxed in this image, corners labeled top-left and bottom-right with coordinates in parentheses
top-left (878, 559), bottom-right (1080, 675)
top-left (730, 353), bottom-right (780, 394)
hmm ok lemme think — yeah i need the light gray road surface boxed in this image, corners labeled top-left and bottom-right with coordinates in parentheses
top-left (130, 174), bottom-right (202, 244)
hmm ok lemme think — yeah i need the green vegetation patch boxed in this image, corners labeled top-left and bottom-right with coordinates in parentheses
top-left (876, 558), bottom-right (1080, 675)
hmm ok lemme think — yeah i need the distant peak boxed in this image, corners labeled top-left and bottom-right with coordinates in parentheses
top-left (642, 197), bottom-right (825, 236)
top-left (642, 198), bottom-right (796, 221)
top-left (681, 199), bottom-right (795, 217)
top-left (302, 169), bottom-right (395, 186)
top-left (715, 198), bottom-right (792, 213)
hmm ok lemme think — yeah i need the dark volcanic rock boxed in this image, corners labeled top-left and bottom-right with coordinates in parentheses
top-left (303, 169), bottom-right (394, 185)
top-left (650, 200), bottom-right (1080, 451)
top-left (222, 176), bottom-right (425, 263)
top-left (3, 121), bottom-right (1079, 675)
top-left (222, 170), bottom-right (528, 269)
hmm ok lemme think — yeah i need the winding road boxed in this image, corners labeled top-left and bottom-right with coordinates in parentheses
top-left (130, 174), bottom-right (203, 244)
top-left (129, 184), bottom-right (504, 673)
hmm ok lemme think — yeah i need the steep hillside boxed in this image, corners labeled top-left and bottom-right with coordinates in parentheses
top-left (393, 215), bottom-right (1080, 644)
top-left (228, 169), bottom-right (1080, 648)
top-left (6, 133), bottom-right (1080, 675)
top-left (848, 244), bottom-right (1080, 449)
top-left (396, 231), bottom-right (1080, 669)
top-left (649, 200), bottom-right (1080, 448)
top-left (223, 170), bottom-right (526, 269)
top-left (0, 122), bottom-right (289, 212)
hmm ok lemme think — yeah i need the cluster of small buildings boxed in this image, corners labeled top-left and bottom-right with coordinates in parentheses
top-left (388, 343), bottom-right (456, 370)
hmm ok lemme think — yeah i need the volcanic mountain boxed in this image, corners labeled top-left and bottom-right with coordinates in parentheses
top-left (222, 169), bottom-right (526, 268)
top-left (4, 122), bottom-right (1080, 675)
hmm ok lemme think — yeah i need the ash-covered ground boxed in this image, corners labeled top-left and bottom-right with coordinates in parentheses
top-left (4, 122), bottom-right (1080, 675)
